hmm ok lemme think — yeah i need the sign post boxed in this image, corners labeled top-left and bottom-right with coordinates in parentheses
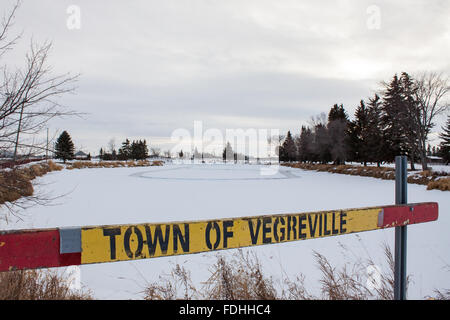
top-left (394, 155), bottom-right (408, 300)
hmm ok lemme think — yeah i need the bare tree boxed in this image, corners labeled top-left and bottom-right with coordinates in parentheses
top-left (107, 138), bottom-right (116, 154)
top-left (1, 2), bottom-right (79, 217)
top-left (413, 72), bottom-right (450, 170)
top-left (0, 1), bottom-right (79, 161)
top-left (267, 134), bottom-right (285, 163)
top-left (163, 150), bottom-right (171, 158)
top-left (150, 147), bottom-right (161, 157)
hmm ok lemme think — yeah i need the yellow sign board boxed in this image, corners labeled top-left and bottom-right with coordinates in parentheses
top-left (81, 206), bottom-right (383, 264)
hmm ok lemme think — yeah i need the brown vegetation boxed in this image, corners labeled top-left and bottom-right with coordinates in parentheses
top-left (144, 245), bottom-right (414, 300)
top-left (0, 269), bottom-right (92, 300)
top-left (426, 177), bottom-right (450, 191)
top-left (0, 160), bottom-right (163, 210)
top-left (282, 162), bottom-right (449, 191)
top-left (66, 160), bottom-right (163, 170)
top-left (0, 161), bottom-right (63, 205)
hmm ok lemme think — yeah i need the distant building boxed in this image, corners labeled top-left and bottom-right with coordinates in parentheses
top-left (427, 156), bottom-right (444, 165)
top-left (74, 151), bottom-right (90, 160)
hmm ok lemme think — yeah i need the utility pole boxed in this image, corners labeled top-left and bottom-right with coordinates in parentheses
top-left (13, 102), bottom-right (25, 162)
top-left (46, 128), bottom-right (49, 161)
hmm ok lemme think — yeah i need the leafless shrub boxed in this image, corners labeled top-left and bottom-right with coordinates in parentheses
top-left (203, 250), bottom-right (277, 300)
top-left (0, 269), bottom-right (93, 300)
top-left (144, 264), bottom-right (199, 300)
top-left (0, 160), bottom-right (63, 221)
top-left (429, 289), bottom-right (450, 300)
top-left (142, 243), bottom-right (423, 300)
top-left (427, 177), bottom-right (450, 191)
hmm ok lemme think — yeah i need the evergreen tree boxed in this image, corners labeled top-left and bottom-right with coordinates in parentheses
top-left (54, 131), bottom-right (75, 163)
top-left (349, 100), bottom-right (370, 164)
top-left (131, 139), bottom-right (149, 160)
top-left (179, 150), bottom-right (184, 158)
top-left (328, 104), bottom-right (348, 122)
top-left (365, 94), bottom-right (385, 166)
top-left (439, 115), bottom-right (450, 164)
top-left (327, 104), bottom-right (349, 164)
top-left (399, 72), bottom-right (421, 169)
top-left (118, 139), bottom-right (132, 160)
top-left (223, 142), bottom-right (233, 162)
top-left (381, 74), bottom-right (406, 161)
top-left (381, 73), bottom-right (420, 169)
top-left (279, 131), bottom-right (297, 162)
top-left (313, 123), bottom-right (331, 164)
top-left (298, 126), bottom-right (313, 162)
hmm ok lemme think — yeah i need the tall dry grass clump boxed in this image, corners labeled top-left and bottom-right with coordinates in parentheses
top-left (143, 250), bottom-right (277, 300)
top-left (426, 177), bottom-right (450, 191)
top-left (0, 161), bottom-right (63, 206)
top-left (143, 244), bottom-right (427, 300)
top-left (66, 160), bottom-right (163, 170)
top-left (283, 162), bottom-right (448, 191)
top-left (0, 269), bottom-right (93, 300)
top-left (203, 251), bottom-right (278, 300)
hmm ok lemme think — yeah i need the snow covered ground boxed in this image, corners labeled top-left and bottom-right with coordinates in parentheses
top-left (1, 163), bottom-right (449, 299)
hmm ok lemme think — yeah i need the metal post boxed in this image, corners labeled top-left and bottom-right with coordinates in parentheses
top-left (394, 155), bottom-right (407, 300)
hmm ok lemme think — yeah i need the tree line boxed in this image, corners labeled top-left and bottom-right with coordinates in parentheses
top-left (279, 72), bottom-right (450, 170)
top-left (53, 131), bottom-right (150, 162)
top-left (100, 139), bottom-right (149, 161)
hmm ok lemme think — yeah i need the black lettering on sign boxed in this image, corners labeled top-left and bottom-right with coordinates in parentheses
top-left (279, 217), bottom-right (286, 241)
top-left (173, 224), bottom-right (189, 253)
top-left (262, 217), bottom-right (272, 244)
top-left (298, 215), bottom-right (307, 239)
top-left (248, 219), bottom-right (261, 245)
top-left (290, 216), bottom-right (297, 240)
top-left (287, 216), bottom-right (291, 240)
top-left (145, 225), bottom-right (170, 256)
top-left (273, 217), bottom-right (286, 242)
top-left (222, 221), bottom-right (234, 248)
top-left (308, 214), bottom-right (318, 237)
top-left (323, 212), bottom-right (331, 236)
top-left (331, 212), bottom-right (339, 235)
top-left (340, 211), bottom-right (347, 233)
top-left (205, 222), bottom-right (221, 250)
top-left (103, 228), bottom-right (121, 260)
top-left (319, 214), bottom-right (323, 236)
top-left (124, 226), bottom-right (144, 259)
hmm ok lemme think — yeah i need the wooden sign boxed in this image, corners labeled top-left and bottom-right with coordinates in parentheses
top-left (0, 202), bottom-right (438, 272)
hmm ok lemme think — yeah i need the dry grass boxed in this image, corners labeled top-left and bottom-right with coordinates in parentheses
top-left (66, 160), bottom-right (163, 170)
top-left (143, 250), bottom-right (277, 300)
top-left (203, 251), bottom-right (278, 300)
top-left (426, 177), bottom-right (450, 191)
top-left (0, 161), bottom-right (63, 205)
top-left (283, 162), bottom-right (449, 191)
top-left (144, 264), bottom-right (199, 300)
top-left (143, 244), bottom-right (423, 300)
top-left (0, 269), bottom-right (93, 300)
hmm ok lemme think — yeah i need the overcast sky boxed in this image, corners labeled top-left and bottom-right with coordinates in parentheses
top-left (3, 0), bottom-right (450, 154)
